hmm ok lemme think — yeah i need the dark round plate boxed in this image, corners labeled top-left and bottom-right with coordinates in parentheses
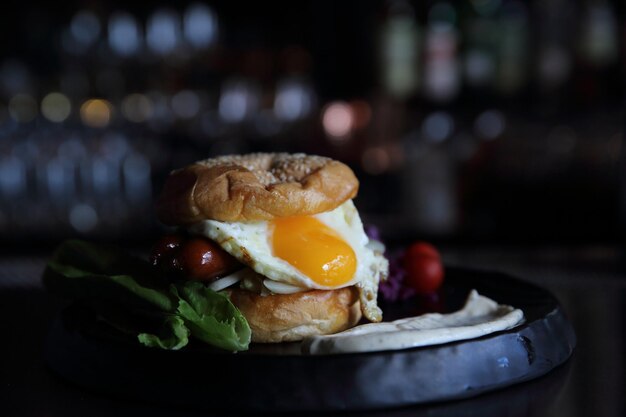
top-left (44, 268), bottom-right (576, 412)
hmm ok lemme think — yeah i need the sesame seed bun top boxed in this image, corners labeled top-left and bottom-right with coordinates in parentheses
top-left (156, 153), bottom-right (359, 224)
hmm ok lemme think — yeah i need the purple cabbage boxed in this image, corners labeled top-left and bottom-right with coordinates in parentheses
top-left (379, 251), bottom-right (416, 302)
top-left (364, 224), bottom-right (381, 242)
top-left (365, 225), bottom-right (416, 302)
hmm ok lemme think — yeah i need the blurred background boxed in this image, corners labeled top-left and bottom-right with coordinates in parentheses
top-left (0, 0), bottom-right (624, 248)
top-left (1, 2), bottom-right (625, 416)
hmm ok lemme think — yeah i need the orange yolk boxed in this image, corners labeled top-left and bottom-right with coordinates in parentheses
top-left (270, 216), bottom-right (357, 287)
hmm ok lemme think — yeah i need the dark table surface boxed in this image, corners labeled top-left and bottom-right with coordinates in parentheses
top-left (2, 244), bottom-right (625, 417)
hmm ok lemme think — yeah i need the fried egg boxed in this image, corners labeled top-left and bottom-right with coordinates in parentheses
top-left (189, 200), bottom-right (387, 321)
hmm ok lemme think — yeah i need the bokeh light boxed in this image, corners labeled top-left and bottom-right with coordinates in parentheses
top-left (171, 90), bottom-right (200, 119)
top-left (8, 94), bottom-right (37, 123)
top-left (0, 156), bottom-right (26, 196)
top-left (121, 94), bottom-right (153, 123)
top-left (108, 12), bottom-right (141, 56)
top-left (123, 153), bottom-right (152, 203)
top-left (71, 11), bottom-right (101, 47)
top-left (219, 82), bottom-right (257, 123)
top-left (465, 50), bottom-right (495, 87)
top-left (422, 112), bottom-right (454, 143)
top-left (350, 100), bottom-right (372, 130)
top-left (146, 92), bottom-right (174, 131)
top-left (69, 203), bottom-right (98, 232)
top-left (41, 92), bottom-right (71, 123)
top-left (274, 80), bottom-right (313, 121)
top-left (80, 99), bottom-right (112, 128)
top-left (322, 102), bottom-right (354, 140)
top-left (538, 46), bottom-right (571, 88)
top-left (58, 138), bottom-right (87, 160)
top-left (184, 3), bottom-right (218, 48)
top-left (361, 147), bottom-right (390, 175)
top-left (474, 110), bottom-right (505, 140)
top-left (100, 133), bottom-right (130, 161)
top-left (147, 9), bottom-right (181, 55)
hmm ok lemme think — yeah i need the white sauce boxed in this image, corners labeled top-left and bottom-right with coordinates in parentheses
top-left (302, 290), bottom-right (524, 355)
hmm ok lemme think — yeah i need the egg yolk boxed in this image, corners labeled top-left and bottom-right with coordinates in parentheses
top-left (271, 216), bottom-right (357, 287)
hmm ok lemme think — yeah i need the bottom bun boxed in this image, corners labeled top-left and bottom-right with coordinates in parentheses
top-left (228, 287), bottom-right (362, 343)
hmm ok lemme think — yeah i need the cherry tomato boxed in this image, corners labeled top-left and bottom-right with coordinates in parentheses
top-left (150, 234), bottom-right (184, 266)
top-left (405, 241), bottom-right (441, 261)
top-left (176, 237), bottom-right (241, 281)
top-left (403, 242), bottom-right (444, 294)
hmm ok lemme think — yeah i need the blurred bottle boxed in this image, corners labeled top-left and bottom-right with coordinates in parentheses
top-left (463, 15), bottom-right (497, 93)
top-left (423, 2), bottom-right (460, 103)
top-left (494, 0), bottom-right (529, 95)
top-left (578, 0), bottom-right (618, 69)
top-left (403, 111), bottom-right (458, 236)
top-left (535, 0), bottom-right (575, 107)
top-left (572, 0), bottom-right (619, 106)
top-left (379, 0), bottom-right (421, 100)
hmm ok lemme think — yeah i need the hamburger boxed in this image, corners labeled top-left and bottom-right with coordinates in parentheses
top-left (152, 153), bottom-right (388, 343)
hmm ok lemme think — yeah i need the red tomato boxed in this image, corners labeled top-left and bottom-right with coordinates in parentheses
top-left (404, 242), bottom-right (444, 294)
top-left (150, 234), bottom-right (184, 266)
top-left (176, 238), bottom-right (241, 281)
top-left (405, 241), bottom-right (441, 261)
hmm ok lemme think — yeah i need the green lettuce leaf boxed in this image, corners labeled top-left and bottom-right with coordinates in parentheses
top-left (43, 240), bottom-right (250, 351)
top-left (175, 281), bottom-right (251, 352)
top-left (138, 315), bottom-right (190, 350)
top-left (44, 240), bottom-right (175, 312)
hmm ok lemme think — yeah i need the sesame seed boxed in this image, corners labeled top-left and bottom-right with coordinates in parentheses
top-left (197, 153), bottom-right (329, 186)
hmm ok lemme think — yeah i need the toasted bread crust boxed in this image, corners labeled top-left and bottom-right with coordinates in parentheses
top-left (156, 153), bottom-right (359, 224)
top-left (227, 287), bottom-right (362, 343)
